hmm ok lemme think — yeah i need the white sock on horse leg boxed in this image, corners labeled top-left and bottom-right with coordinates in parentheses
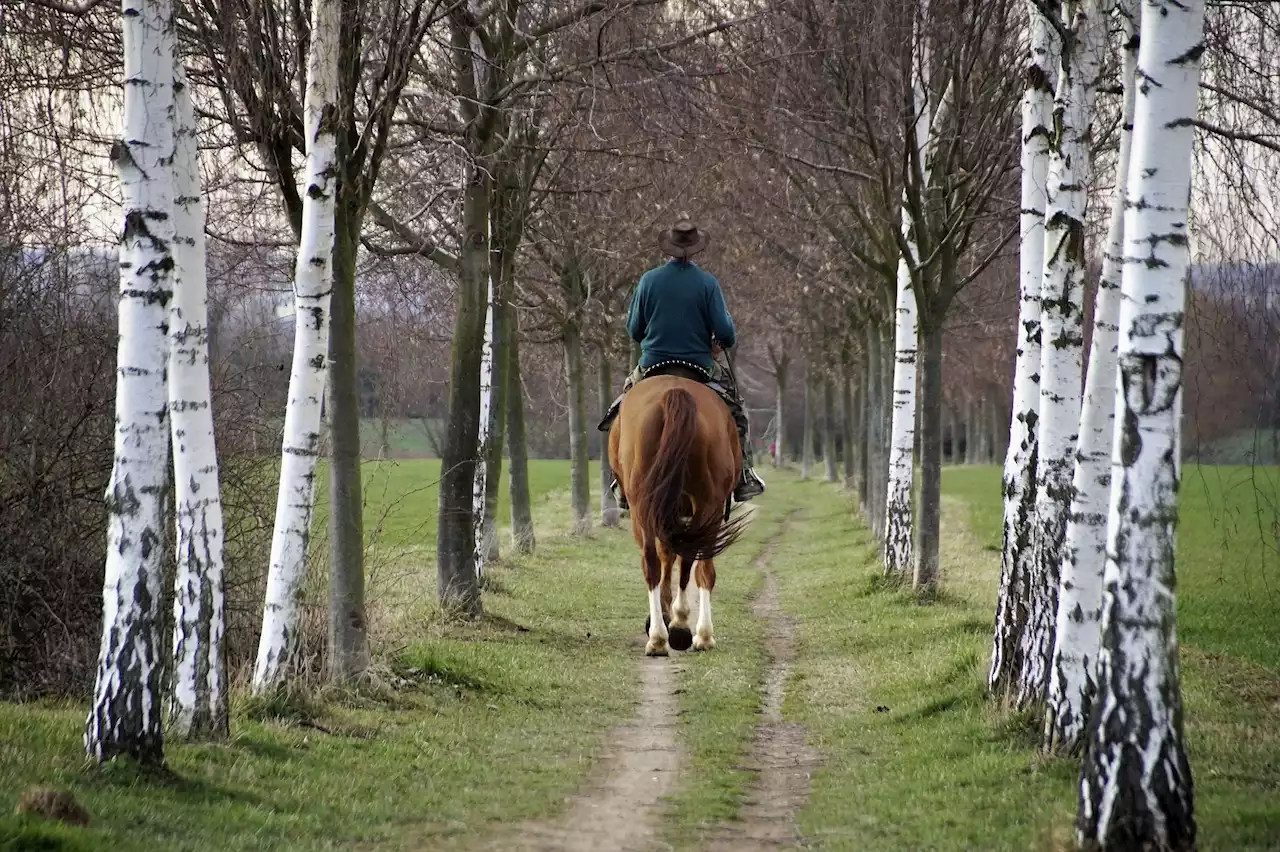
top-left (672, 582), bottom-right (690, 628)
top-left (694, 586), bottom-right (714, 650)
top-left (646, 585), bottom-right (668, 655)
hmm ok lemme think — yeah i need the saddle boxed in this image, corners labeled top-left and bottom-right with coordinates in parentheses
top-left (596, 359), bottom-right (732, 433)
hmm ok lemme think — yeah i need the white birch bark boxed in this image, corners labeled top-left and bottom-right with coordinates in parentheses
top-left (991, 0), bottom-right (1059, 697)
top-left (252, 0), bottom-right (340, 694)
top-left (884, 206), bottom-right (919, 578)
top-left (85, 0), bottom-right (176, 765)
top-left (1079, 0), bottom-right (1203, 843)
top-left (167, 57), bottom-right (228, 740)
top-left (1046, 0), bottom-right (1138, 753)
top-left (1022, 0), bottom-right (1105, 709)
top-left (883, 2), bottom-right (935, 578)
top-left (473, 264), bottom-right (495, 580)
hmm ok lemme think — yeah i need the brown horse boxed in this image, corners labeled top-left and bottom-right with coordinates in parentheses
top-left (609, 373), bottom-right (747, 656)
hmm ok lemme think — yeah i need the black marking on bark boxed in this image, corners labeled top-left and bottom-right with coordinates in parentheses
top-left (318, 103), bottom-right (339, 135)
top-left (1119, 405), bottom-right (1141, 468)
top-left (1171, 42), bottom-right (1204, 65)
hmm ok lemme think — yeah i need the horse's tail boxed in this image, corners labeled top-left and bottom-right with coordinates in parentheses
top-left (634, 388), bottom-right (746, 562)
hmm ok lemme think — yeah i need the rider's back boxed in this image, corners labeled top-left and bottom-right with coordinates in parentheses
top-left (628, 260), bottom-right (736, 373)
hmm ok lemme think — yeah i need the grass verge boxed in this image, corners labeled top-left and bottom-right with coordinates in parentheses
top-left (0, 464), bottom-right (641, 851)
top-left (773, 464), bottom-right (1280, 850)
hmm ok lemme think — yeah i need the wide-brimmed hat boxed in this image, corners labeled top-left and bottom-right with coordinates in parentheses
top-left (658, 215), bottom-right (709, 259)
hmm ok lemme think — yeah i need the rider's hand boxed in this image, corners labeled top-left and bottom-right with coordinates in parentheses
top-left (712, 342), bottom-right (723, 357)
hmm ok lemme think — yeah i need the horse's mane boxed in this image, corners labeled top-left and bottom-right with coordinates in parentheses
top-left (632, 387), bottom-right (746, 561)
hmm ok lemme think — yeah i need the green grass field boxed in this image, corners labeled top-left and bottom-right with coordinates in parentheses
top-left (1, 461), bottom-right (1276, 850)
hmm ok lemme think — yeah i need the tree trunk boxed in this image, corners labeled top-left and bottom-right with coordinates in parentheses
top-left (864, 324), bottom-right (885, 537)
top-left (1026, 0), bottom-right (1104, 709)
top-left (167, 58), bottom-right (228, 741)
top-left (1078, 0), bottom-right (1201, 844)
top-left (883, 245), bottom-right (918, 577)
top-left (823, 371), bottom-right (839, 482)
top-left (435, 160), bottom-right (488, 616)
top-left (801, 363), bottom-right (815, 480)
top-left (253, 0), bottom-right (340, 692)
top-left (599, 347), bottom-right (620, 528)
top-left (990, 0), bottom-right (1058, 700)
top-left (803, 360), bottom-right (814, 473)
top-left (564, 322), bottom-right (591, 535)
top-left (507, 307), bottom-right (535, 554)
top-left (473, 208), bottom-right (507, 577)
top-left (858, 344), bottom-right (872, 515)
top-left (473, 264), bottom-right (496, 577)
top-left (327, 202), bottom-right (369, 683)
top-left (478, 241), bottom-right (510, 570)
top-left (963, 395), bottom-right (975, 464)
top-left (942, 405), bottom-right (953, 465)
top-left (773, 355), bottom-right (788, 466)
top-left (990, 399), bottom-right (1003, 464)
top-left (843, 362), bottom-right (858, 489)
top-left (977, 396), bottom-right (992, 463)
top-left (913, 318), bottom-right (944, 591)
top-left (879, 323), bottom-right (894, 538)
top-left (86, 0), bottom-right (175, 765)
top-left (1047, 0), bottom-right (1137, 753)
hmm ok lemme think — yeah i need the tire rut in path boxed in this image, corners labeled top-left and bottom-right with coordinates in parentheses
top-left (481, 654), bottom-right (682, 852)
top-left (706, 524), bottom-right (821, 850)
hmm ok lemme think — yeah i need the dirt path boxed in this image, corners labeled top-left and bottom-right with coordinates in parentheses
top-left (477, 510), bottom-right (813, 852)
top-left (705, 526), bottom-right (821, 850)
top-left (480, 654), bottom-right (683, 852)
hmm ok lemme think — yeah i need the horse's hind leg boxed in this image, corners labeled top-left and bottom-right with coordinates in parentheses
top-left (667, 555), bottom-right (694, 651)
top-left (693, 559), bottom-right (717, 651)
top-left (642, 540), bottom-right (669, 656)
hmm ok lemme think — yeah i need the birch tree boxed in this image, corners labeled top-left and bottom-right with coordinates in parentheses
top-left (1023, 0), bottom-right (1105, 708)
top-left (1078, 0), bottom-right (1204, 843)
top-left (769, 347), bottom-right (788, 466)
top-left (194, 0), bottom-right (440, 662)
top-left (883, 0), bottom-right (940, 575)
top-left (167, 56), bottom-right (228, 740)
top-left (85, 0), bottom-right (177, 765)
top-left (1046, 0), bottom-right (1138, 753)
top-left (883, 28), bottom-right (930, 578)
top-left (252, 0), bottom-right (340, 693)
top-left (990, 0), bottom-right (1059, 699)
top-left (473, 253), bottom-right (497, 578)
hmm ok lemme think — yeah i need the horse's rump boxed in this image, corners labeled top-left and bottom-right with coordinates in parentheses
top-left (624, 380), bottom-right (745, 561)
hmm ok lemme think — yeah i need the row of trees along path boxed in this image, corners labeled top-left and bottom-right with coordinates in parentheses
top-left (20, 0), bottom-right (1251, 846)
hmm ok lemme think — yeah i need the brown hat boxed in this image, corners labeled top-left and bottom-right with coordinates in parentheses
top-left (658, 215), bottom-right (709, 259)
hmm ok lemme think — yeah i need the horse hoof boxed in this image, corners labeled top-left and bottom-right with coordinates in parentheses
top-left (645, 640), bottom-right (669, 657)
top-left (693, 634), bottom-right (715, 652)
top-left (668, 626), bottom-right (693, 652)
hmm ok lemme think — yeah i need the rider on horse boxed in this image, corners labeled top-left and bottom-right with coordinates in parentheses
top-left (600, 215), bottom-right (766, 508)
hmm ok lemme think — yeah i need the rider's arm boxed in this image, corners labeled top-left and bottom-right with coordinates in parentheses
top-left (705, 276), bottom-right (737, 349)
top-left (627, 278), bottom-right (648, 342)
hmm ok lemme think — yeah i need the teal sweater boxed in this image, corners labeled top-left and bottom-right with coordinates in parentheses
top-left (627, 260), bottom-right (736, 373)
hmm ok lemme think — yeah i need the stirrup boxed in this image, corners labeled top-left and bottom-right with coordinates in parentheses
top-left (610, 477), bottom-right (629, 511)
top-left (733, 468), bottom-right (766, 503)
